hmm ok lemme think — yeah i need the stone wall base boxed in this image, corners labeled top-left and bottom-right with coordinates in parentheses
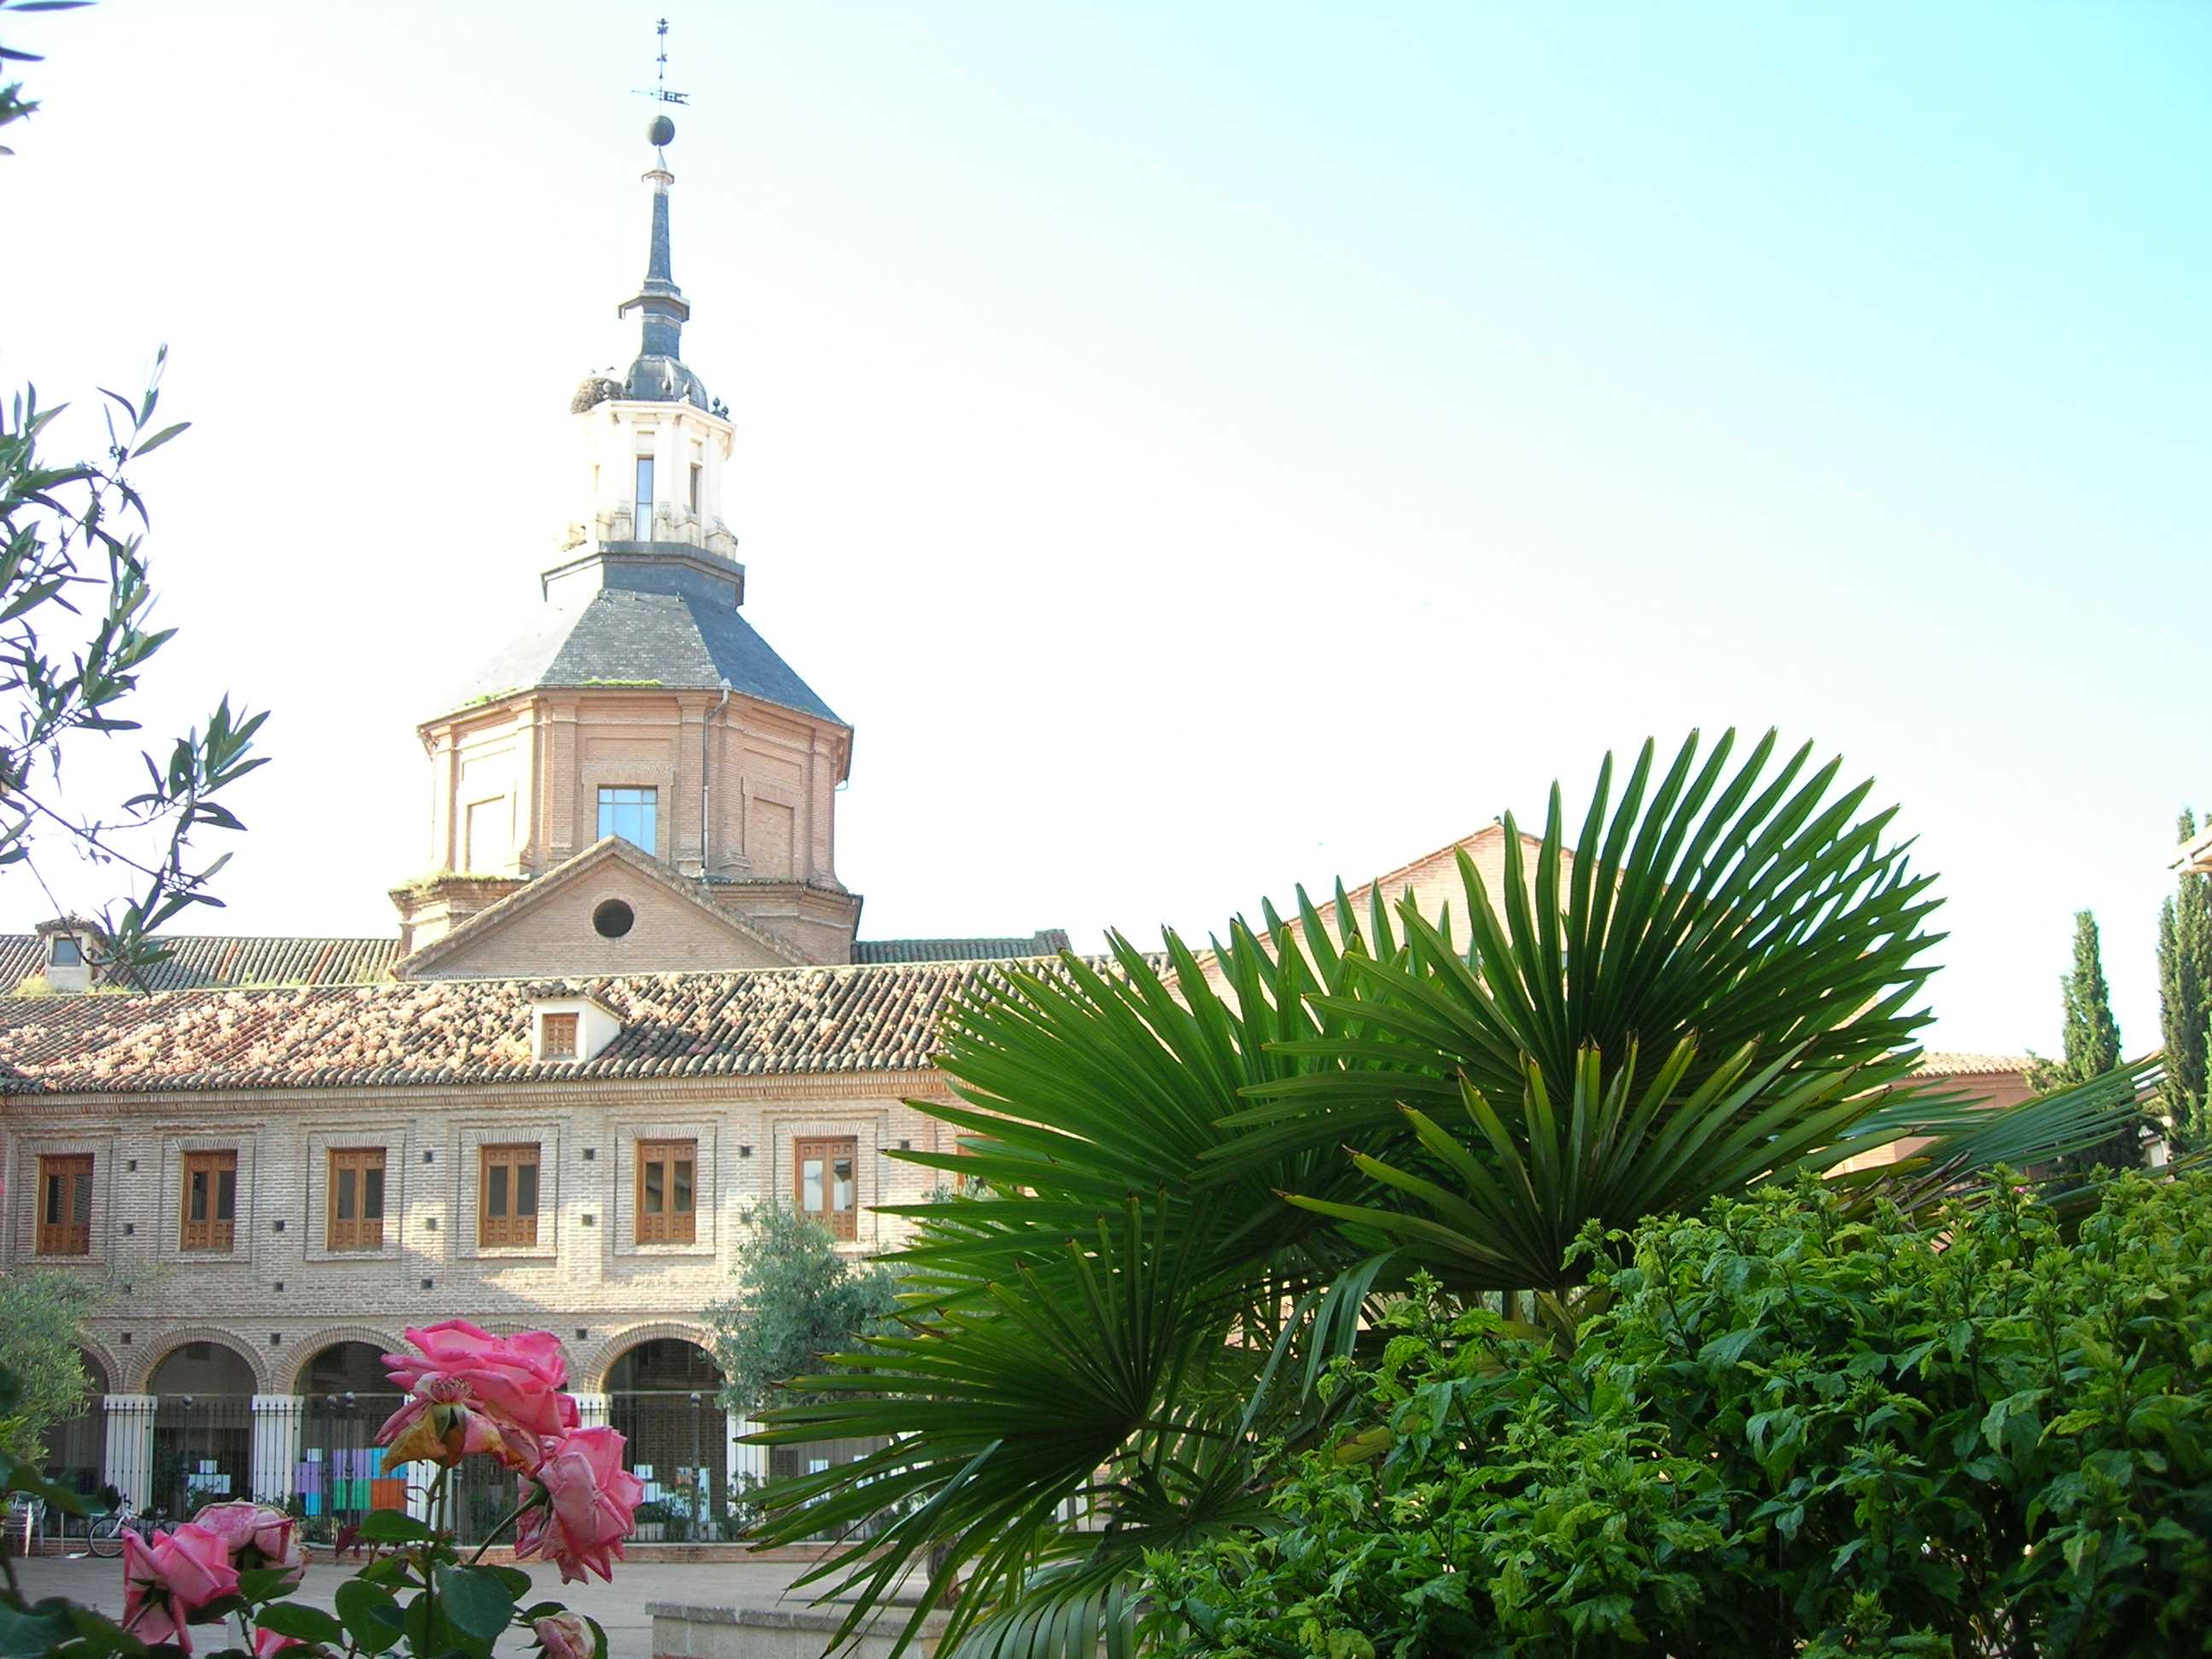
top-left (650, 1601), bottom-right (947, 1659)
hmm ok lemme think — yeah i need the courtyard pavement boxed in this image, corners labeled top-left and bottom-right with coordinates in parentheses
top-left (9, 1551), bottom-right (825, 1659)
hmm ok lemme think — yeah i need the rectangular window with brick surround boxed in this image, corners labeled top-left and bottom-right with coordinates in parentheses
top-left (37, 1154), bottom-right (92, 1256)
top-left (179, 1150), bottom-right (237, 1251)
top-left (596, 787), bottom-right (656, 853)
top-left (636, 1138), bottom-right (696, 1243)
top-left (480, 1144), bottom-right (539, 1247)
top-left (794, 1136), bottom-right (858, 1242)
top-left (329, 1148), bottom-right (386, 1251)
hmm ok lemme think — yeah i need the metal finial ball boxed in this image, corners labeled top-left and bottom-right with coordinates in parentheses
top-left (648, 114), bottom-right (677, 148)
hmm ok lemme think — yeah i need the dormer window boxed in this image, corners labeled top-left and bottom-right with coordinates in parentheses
top-left (529, 990), bottom-right (620, 1064)
top-left (634, 455), bottom-right (655, 538)
top-left (36, 921), bottom-right (96, 992)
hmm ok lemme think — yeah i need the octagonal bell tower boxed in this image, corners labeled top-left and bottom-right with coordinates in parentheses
top-left (393, 119), bottom-right (860, 977)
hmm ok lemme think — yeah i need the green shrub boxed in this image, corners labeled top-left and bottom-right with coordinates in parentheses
top-left (1144, 1173), bottom-right (2212, 1657)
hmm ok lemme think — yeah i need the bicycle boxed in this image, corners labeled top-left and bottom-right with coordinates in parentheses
top-left (85, 1503), bottom-right (164, 1559)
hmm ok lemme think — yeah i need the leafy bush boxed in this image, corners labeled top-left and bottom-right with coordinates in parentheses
top-left (707, 1202), bottom-right (901, 1416)
top-left (1144, 1173), bottom-right (2212, 1657)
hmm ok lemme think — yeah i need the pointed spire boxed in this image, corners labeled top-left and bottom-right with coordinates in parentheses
top-left (614, 117), bottom-right (709, 410)
top-left (621, 164), bottom-right (690, 359)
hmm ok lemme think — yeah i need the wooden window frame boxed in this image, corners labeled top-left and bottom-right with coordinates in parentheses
top-left (540, 1012), bottom-right (579, 1061)
top-left (36, 1154), bottom-right (92, 1256)
top-left (793, 1136), bottom-right (859, 1243)
top-left (480, 1143), bottom-right (541, 1248)
top-left (179, 1150), bottom-right (238, 1252)
top-left (635, 1138), bottom-right (697, 1244)
top-left (328, 1148), bottom-right (387, 1252)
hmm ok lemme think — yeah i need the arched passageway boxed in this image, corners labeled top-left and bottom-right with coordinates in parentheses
top-left (605, 1338), bottom-right (730, 1540)
top-left (294, 1342), bottom-right (408, 1538)
top-left (43, 1349), bottom-right (108, 1499)
top-left (148, 1341), bottom-right (257, 1516)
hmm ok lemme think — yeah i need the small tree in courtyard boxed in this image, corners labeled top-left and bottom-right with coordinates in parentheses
top-left (704, 1203), bottom-right (901, 1417)
top-left (0, 1271), bottom-right (105, 1473)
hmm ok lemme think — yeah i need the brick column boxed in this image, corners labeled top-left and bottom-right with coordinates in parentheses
top-left (250, 1395), bottom-right (306, 1505)
top-left (102, 1394), bottom-right (156, 1510)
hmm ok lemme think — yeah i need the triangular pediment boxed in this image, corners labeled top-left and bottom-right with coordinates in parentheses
top-left (394, 836), bottom-right (809, 981)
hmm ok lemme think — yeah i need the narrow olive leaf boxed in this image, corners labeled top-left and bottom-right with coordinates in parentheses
top-left (131, 421), bottom-right (189, 457)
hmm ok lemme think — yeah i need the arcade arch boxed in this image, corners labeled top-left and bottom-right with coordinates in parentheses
top-left (604, 1336), bottom-right (728, 1538)
top-left (146, 1338), bottom-right (258, 1514)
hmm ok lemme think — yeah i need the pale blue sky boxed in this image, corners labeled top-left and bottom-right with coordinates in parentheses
top-left (4, 2), bottom-right (2206, 1054)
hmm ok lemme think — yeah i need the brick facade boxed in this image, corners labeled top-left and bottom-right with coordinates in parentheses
top-left (1, 1066), bottom-right (958, 1510)
top-left (4, 1070), bottom-right (953, 1384)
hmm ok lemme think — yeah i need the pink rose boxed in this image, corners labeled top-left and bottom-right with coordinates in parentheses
top-left (514, 1426), bottom-right (644, 1585)
top-left (122, 1522), bottom-right (242, 1653)
top-left (375, 1320), bottom-right (579, 1472)
top-left (191, 1502), bottom-right (306, 1589)
top-left (253, 1628), bottom-right (305, 1657)
top-left (533, 1610), bottom-right (595, 1659)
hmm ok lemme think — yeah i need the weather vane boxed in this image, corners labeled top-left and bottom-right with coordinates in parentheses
top-left (633, 17), bottom-right (690, 108)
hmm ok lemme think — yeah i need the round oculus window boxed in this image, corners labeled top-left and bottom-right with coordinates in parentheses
top-left (592, 899), bottom-right (636, 939)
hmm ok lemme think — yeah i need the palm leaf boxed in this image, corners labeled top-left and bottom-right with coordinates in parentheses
top-left (1215, 729), bottom-right (1943, 1176)
top-left (747, 911), bottom-right (1383, 1654)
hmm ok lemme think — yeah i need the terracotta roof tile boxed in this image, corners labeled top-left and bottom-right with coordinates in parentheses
top-left (0, 952), bottom-right (2030, 1099)
top-left (1917, 1051), bottom-right (2034, 1077)
top-left (0, 959), bottom-right (1045, 1096)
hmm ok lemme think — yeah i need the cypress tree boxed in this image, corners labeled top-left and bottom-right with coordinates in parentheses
top-left (2029, 910), bottom-right (2133, 1173)
top-left (2157, 807), bottom-right (2212, 1150)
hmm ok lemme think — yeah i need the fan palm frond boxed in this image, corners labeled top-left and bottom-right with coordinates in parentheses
top-left (1215, 729), bottom-right (1942, 1175)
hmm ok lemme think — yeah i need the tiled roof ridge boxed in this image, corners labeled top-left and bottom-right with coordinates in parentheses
top-left (1918, 1051), bottom-right (2035, 1074)
top-left (1, 938), bottom-right (398, 946)
top-left (0, 951), bottom-right (1115, 1097)
top-left (0, 928), bottom-right (399, 946)
top-left (853, 930), bottom-right (1073, 964)
top-left (0, 949), bottom-right (1063, 1010)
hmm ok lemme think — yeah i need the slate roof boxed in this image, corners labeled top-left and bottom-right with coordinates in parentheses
top-left (0, 959), bottom-right (1033, 1096)
top-left (442, 579), bottom-right (840, 725)
top-left (853, 932), bottom-right (1072, 964)
top-left (0, 933), bottom-right (398, 993)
